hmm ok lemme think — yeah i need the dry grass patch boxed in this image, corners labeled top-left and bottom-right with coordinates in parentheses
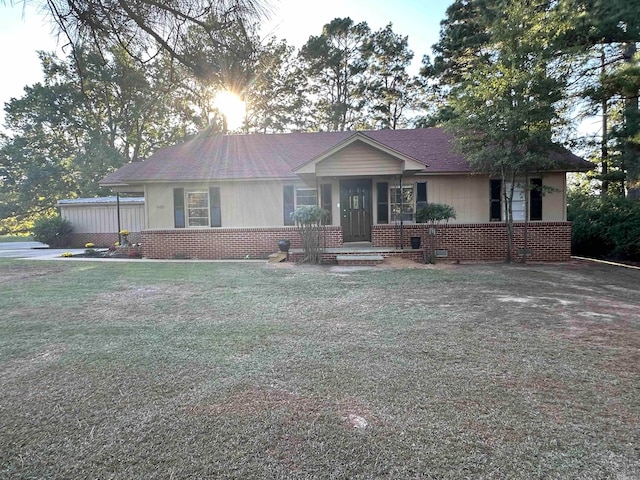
top-left (0, 258), bottom-right (638, 479)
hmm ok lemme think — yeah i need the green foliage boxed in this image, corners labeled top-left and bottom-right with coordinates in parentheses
top-left (299, 17), bottom-right (372, 131)
top-left (0, 46), bottom-right (202, 232)
top-left (291, 205), bottom-right (328, 264)
top-left (244, 38), bottom-right (309, 133)
top-left (31, 215), bottom-right (73, 247)
top-left (440, 1), bottom-right (566, 262)
top-left (568, 192), bottom-right (640, 260)
top-left (415, 203), bottom-right (456, 224)
top-left (291, 205), bottom-right (327, 226)
top-left (361, 23), bottom-right (419, 129)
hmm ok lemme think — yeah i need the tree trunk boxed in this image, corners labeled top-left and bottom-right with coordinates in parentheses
top-left (601, 50), bottom-right (610, 196)
top-left (623, 42), bottom-right (640, 199)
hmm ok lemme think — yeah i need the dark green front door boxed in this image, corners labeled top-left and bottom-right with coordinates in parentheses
top-left (340, 179), bottom-right (372, 242)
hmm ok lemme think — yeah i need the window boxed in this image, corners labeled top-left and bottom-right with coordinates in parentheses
top-left (377, 182), bottom-right (389, 223)
top-left (490, 179), bottom-right (543, 221)
top-left (416, 182), bottom-right (427, 211)
top-left (174, 188), bottom-right (185, 228)
top-left (283, 186), bottom-right (318, 225)
top-left (390, 185), bottom-right (414, 222)
top-left (490, 180), bottom-right (501, 221)
top-left (187, 192), bottom-right (209, 227)
top-left (283, 186), bottom-right (294, 225)
top-left (321, 184), bottom-right (332, 225)
top-left (296, 188), bottom-right (318, 206)
top-left (507, 182), bottom-right (527, 221)
top-left (530, 178), bottom-right (543, 221)
top-left (173, 188), bottom-right (221, 228)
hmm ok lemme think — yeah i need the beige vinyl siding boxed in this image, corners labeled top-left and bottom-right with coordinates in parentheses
top-left (60, 202), bottom-right (145, 233)
top-left (538, 173), bottom-right (566, 221)
top-left (146, 180), bottom-right (310, 228)
top-left (421, 175), bottom-right (488, 223)
top-left (368, 172), bottom-right (567, 224)
top-left (316, 142), bottom-right (403, 177)
top-left (144, 172), bottom-right (567, 229)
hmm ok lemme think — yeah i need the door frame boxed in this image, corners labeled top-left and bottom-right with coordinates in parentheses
top-left (340, 179), bottom-right (372, 242)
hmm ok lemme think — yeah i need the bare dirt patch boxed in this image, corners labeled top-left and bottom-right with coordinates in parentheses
top-left (0, 263), bottom-right (68, 284)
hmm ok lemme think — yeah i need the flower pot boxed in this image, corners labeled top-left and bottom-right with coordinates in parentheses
top-left (410, 236), bottom-right (421, 249)
top-left (278, 239), bottom-right (291, 252)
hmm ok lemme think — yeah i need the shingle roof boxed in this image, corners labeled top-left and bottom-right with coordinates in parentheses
top-left (99, 128), bottom-right (592, 185)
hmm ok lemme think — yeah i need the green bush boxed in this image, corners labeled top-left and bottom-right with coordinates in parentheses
top-left (568, 192), bottom-right (640, 260)
top-left (31, 215), bottom-right (73, 247)
top-left (415, 203), bottom-right (456, 223)
top-left (291, 206), bottom-right (328, 264)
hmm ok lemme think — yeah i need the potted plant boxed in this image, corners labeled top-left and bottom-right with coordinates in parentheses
top-left (278, 239), bottom-right (291, 252)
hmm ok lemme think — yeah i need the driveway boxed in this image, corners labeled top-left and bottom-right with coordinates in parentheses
top-left (0, 241), bottom-right (84, 259)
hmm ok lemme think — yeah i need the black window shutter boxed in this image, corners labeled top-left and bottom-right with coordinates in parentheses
top-left (416, 182), bottom-right (427, 211)
top-left (173, 188), bottom-right (185, 228)
top-left (530, 178), bottom-right (543, 221)
top-left (209, 187), bottom-right (221, 227)
top-left (377, 182), bottom-right (389, 224)
top-left (321, 184), bottom-right (332, 225)
top-left (490, 179), bottom-right (502, 221)
top-left (283, 185), bottom-right (295, 225)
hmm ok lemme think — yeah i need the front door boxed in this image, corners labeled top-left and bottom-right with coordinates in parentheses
top-left (340, 179), bottom-right (372, 242)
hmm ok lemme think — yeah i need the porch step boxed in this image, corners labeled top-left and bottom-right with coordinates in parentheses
top-left (336, 254), bottom-right (384, 266)
top-left (268, 252), bottom-right (288, 263)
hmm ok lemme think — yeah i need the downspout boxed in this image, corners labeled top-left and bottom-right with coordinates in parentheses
top-left (399, 174), bottom-right (404, 249)
top-left (316, 176), bottom-right (325, 251)
top-left (116, 192), bottom-right (122, 245)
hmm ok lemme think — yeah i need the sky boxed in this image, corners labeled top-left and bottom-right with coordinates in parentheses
top-left (0, 0), bottom-right (453, 127)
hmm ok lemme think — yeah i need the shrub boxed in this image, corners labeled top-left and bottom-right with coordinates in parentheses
top-left (568, 192), bottom-right (640, 260)
top-left (291, 205), bottom-right (328, 264)
top-left (415, 203), bottom-right (456, 224)
top-left (31, 215), bottom-right (73, 247)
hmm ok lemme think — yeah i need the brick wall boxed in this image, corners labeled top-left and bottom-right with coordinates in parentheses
top-left (64, 232), bottom-right (142, 248)
top-left (372, 222), bottom-right (572, 262)
top-left (142, 226), bottom-right (343, 259)
top-left (139, 223), bottom-right (571, 261)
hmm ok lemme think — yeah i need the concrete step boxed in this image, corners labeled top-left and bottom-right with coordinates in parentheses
top-left (336, 254), bottom-right (384, 266)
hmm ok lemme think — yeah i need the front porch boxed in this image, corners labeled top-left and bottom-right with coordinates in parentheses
top-left (288, 242), bottom-right (423, 264)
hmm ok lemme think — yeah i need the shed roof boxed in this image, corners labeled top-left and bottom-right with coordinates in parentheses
top-left (57, 196), bottom-right (145, 206)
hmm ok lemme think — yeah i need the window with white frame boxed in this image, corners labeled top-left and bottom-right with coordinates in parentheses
top-left (506, 183), bottom-right (527, 221)
top-left (187, 191), bottom-right (209, 227)
top-left (295, 188), bottom-right (318, 207)
top-left (490, 179), bottom-right (543, 221)
top-left (390, 185), bottom-right (414, 222)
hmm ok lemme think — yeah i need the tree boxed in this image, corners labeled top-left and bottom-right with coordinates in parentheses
top-left (361, 23), bottom-right (420, 129)
top-left (444, 0), bottom-right (566, 262)
top-left (7, 0), bottom-right (270, 80)
top-left (551, 0), bottom-right (640, 198)
top-left (0, 47), bottom-right (199, 233)
top-left (244, 38), bottom-right (308, 133)
top-left (299, 17), bottom-right (371, 131)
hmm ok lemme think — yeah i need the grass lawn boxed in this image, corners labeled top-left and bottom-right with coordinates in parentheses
top-left (0, 258), bottom-right (638, 479)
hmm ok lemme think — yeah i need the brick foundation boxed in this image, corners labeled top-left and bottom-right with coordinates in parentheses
top-left (141, 226), bottom-right (343, 260)
top-left (372, 222), bottom-right (572, 262)
top-left (139, 223), bottom-right (571, 262)
top-left (63, 232), bottom-right (142, 248)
